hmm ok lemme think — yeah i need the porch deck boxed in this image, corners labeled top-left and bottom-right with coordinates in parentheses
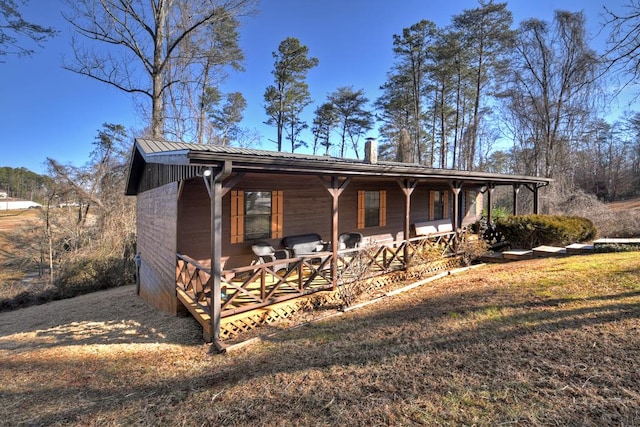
top-left (176, 232), bottom-right (463, 341)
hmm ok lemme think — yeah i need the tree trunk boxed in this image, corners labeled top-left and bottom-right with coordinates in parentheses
top-left (151, 0), bottom-right (168, 138)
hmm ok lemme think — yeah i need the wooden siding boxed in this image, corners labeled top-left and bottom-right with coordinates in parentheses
top-left (174, 174), bottom-right (483, 272)
top-left (137, 181), bottom-right (180, 314)
top-left (135, 163), bottom-right (201, 194)
top-left (177, 178), bottom-right (211, 262)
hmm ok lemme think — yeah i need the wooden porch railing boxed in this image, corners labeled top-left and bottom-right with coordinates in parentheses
top-left (176, 252), bottom-right (335, 319)
top-left (175, 230), bottom-right (464, 320)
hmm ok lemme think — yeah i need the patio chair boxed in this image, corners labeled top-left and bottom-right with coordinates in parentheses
top-left (338, 232), bottom-right (363, 250)
top-left (251, 242), bottom-right (289, 273)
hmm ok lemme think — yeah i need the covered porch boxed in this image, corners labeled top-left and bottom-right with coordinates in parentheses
top-left (175, 230), bottom-right (463, 341)
top-left (125, 138), bottom-right (552, 350)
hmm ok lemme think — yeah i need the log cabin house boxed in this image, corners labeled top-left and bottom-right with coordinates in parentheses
top-left (125, 137), bottom-right (552, 350)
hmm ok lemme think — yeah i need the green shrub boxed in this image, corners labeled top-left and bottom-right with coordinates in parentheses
top-left (495, 215), bottom-right (597, 249)
top-left (594, 243), bottom-right (640, 253)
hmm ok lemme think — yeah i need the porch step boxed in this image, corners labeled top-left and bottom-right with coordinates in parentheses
top-left (177, 288), bottom-right (213, 341)
top-left (482, 242), bottom-right (602, 264)
top-left (565, 243), bottom-right (595, 255)
top-left (502, 249), bottom-right (533, 260)
top-left (533, 245), bottom-right (567, 257)
top-left (593, 238), bottom-right (640, 248)
top-left (479, 252), bottom-right (510, 263)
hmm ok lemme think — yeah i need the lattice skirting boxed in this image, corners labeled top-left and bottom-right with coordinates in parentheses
top-left (219, 290), bottom-right (343, 340)
top-left (356, 256), bottom-right (462, 296)
top-left (218, 256), bottom-right (462, 341)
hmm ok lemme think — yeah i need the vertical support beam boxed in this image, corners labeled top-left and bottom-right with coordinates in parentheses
top-left (449, 181), bottom-right (463, 230)
top-left (513, 184), bottom-right (521, 216)
top-left (320, 176), bottom-right (350, 290)
top-left (331, 181), bottom-right (339, 288)
top-left (486, 184), bottom-right (495, 224)
top-left (210, 178), bottom-right (222, 346)
top-left (525, 182), bottom-right (545, 215)
top-left (397, 179), bottom-right (417, 265)
top-left (205, 161), bottom-right (232, 352)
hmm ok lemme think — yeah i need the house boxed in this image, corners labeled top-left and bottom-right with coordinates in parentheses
top-left (125, 138), bottom-right (552, 349)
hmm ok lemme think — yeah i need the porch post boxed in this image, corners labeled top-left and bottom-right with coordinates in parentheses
top-left (524, 183), bottom-right (543, 215)
top-left (449, 181), bottom-right (463, 230)
top-left (205, 161), bottom-right (232, 352)
top-left (398, 179), bottom-right (417, 265)
top-left (513, 184), bottom-right (520, 216)
top-left (486, 184), bottom-right (495, 224)
top-left (321, 177), bottom-right (350, 290)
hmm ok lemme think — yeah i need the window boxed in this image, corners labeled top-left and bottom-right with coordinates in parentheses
top-left (465, 191), bottom-right (477, 217)
top-left (244, 191), bottom-right (272, 240)
top-left (430, 190), bottom-right (448, 220)
top-left (357, 190), bottom-right (386, 229)
top-left (230, 190), bottom-right (283, 243)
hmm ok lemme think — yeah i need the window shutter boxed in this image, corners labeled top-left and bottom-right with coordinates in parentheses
top-left (271, 190), bottom-right (283, 239)
top-left (357, 190), bottom-right (365, 229)
top-left (379, 190), bottom-right (387, 227)
top-left (429, 190), bottom-right (435, 221)
top-left (230, 190), bottom-right (244, 243)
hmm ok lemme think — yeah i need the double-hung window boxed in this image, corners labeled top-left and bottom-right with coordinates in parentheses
top-left (357, 190), bottom-right (387, 229)
top-left (230, 190), bottom-right (283, 243)
top-left (430, 190), bottom-right (449, 220)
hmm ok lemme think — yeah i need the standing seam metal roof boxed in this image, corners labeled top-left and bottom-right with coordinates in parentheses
top-left (129, 138), bottom-right (553, 192)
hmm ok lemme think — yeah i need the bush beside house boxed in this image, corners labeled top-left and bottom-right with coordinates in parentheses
top-left (495, 215), bottom-right (597, 249)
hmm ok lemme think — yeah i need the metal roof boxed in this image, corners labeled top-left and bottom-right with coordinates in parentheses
top-left (126, 138), bottom-right (552, 195)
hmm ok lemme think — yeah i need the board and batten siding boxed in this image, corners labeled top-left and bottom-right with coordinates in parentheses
top-left (137, 181), bottom-right (181, 314)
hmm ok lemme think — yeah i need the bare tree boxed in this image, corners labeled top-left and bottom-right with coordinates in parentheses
top-left (501, 11), bottom-right (601, 180)
top-left (603, 1), bottom-right (640, 98)
top-left (62, 0), bottom-right (253, 138)
top-left (0, 0), bottom-right (57, 60)
top-left (45, 123), bottom-right (136, 287)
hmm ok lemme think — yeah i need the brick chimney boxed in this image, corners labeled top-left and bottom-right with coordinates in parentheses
top-left (364, 137), bottom-right (378, 164)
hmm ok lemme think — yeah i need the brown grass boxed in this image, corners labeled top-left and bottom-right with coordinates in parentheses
top-left (1, 252), bottom-right (639, 425)
top-left (0, 209), bottom-right (42, 272)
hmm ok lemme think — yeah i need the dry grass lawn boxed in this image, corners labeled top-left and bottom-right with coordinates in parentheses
top-left (1, 252), bottom-right (639, 426)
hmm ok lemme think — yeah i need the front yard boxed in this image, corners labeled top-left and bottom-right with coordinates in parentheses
top-left (0, 252), bottom-right (638, 425)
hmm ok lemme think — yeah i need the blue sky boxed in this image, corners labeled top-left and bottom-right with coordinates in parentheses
top-left (0, 0), bottom-right (618, 174)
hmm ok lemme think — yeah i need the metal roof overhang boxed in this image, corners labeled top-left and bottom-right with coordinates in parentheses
top-left (186, 151), bottom-right (552, 187)
top-left (125, 138), bottom-right (552, 195)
